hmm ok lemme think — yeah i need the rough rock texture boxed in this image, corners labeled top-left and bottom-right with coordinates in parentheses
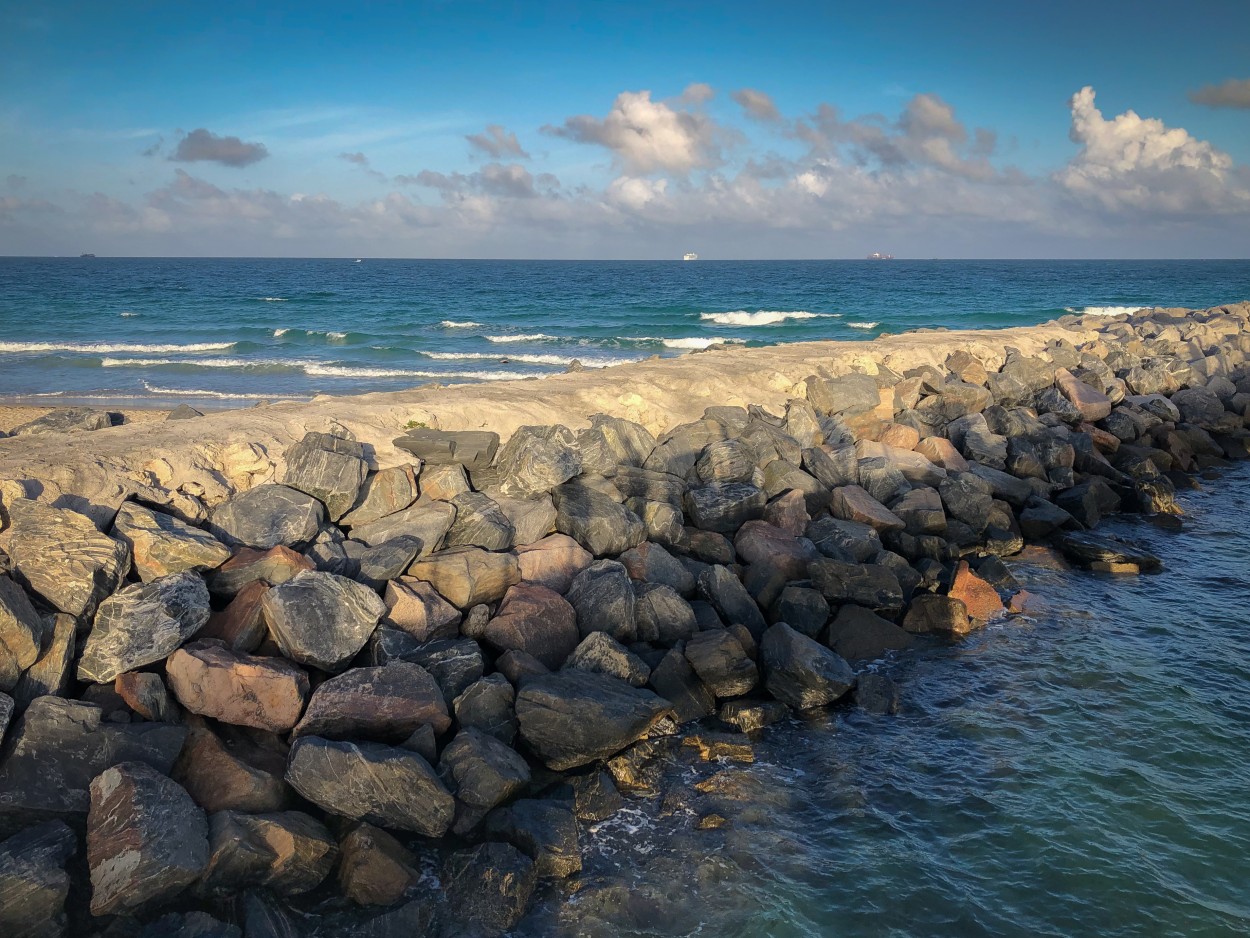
top-left (293, 661), bottom-right (450, 741)
top-left (482, 583), bottom-right (580, 670)
top-left (260, 570), bottom-right (387, 672)
top-left (199, 809), bottom-right (336, 896)
top-left (394, 428), bottom-right (499, 470)
top-left (78, 572), bottom-right (211, 684)
top-left (336, 821), bottom-right (420, 907)
top-left (824, 604), bottom-right (914, 660)
top-left (383, 577), bottom-right (461, 641)
top-left (0, 576), bottom-right (42, 693)
top-left (286, 736), bottom-right (455, 836)
top-left (166, 641), bottom-right (309, 732)
top-left (11, 613), bottom-right (75, 709)
top-left (516, 670), bottom-right (673, 770)
top-left (445, 491), bottom-right (515, 551)
top-left (648, 648), bottom-right (716, 723)
top-left (112, 502), bottom-right (232, 582)
top-left (759, 623), bottom-right (856, 710)
top-left (208, 484), bottom-right (325, 550)
top-left (949, 561), bottom-right (1005, 622)
top-left (903, 593), bottom-right (973, 636)
top-left (515, 533), bottom-right (593, 593)
top-left (172, 716), bottom-right (291, 814)
top-left (210, 545), bottom-right (313, 596)
top-left (684, 482), bottom-right (767, 533)
top-left (10, 406), bottom-right (115, 436)
top-left (683, 629), bottom-right (758, 698)
top-left (346, 499), bottom-right (456, 551)
top-left (339, 465), bottom-right (419, 527)
top-left (407, 547), bottom-right (520, 609)
top-left (565, 631), bottom-right (651, 687)
top-left (440, 726), bottom-right (531, 814)
top-left (567, 560), bottom-right (637, 644)
top-left (0, 820), bottom-right (78, 938)
top-left (442, 842), bottom-right (535, 938)
top-left (281, 432), bottom-right (368, 521)
top-left (484, 797), bottom-right (581, 878)
top-left (552, 482), bottom-right (646, 558)
top-left (86, 761), bottom-right (209, 916)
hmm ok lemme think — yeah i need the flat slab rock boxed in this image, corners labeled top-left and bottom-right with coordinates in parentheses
top-left (292, 661), bottom-right (451, 741)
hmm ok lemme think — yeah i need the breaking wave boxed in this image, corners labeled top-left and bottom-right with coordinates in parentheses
top-left (848, 321), bottom-right (880, 329)
top-left (1065, 305), bottom-right (1147, 317)
top-left (699, 310), bottom-right (837, 326)
top-left (440, 320), bottom-right (482, 328)
top-left (484, 333), bottom-right (560, 343)
top-left (0, 341), bottom-right (235, 354)
top-left (423, 351), bottom-right (636, 367)
top-left (660, 337), bottom-right (746, 349)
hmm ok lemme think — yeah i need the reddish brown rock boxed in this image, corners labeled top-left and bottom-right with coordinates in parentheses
top-left (733, 520), bottom-right (812, 580)
top-left (87, 762), bottom-right (208, 916)
top-left (949, 561), bottom-right (1005, 622)
top-left (515, 534), bottom-right (593, 593)
top-left (1056, 367), bottom-right (1112, 421)
top-left (878, 423), bottom-right (921, 451)
top-left (172, 715), bottom-right (291, 813)
top-left (336, 820), bottom-right (420, 906)
top-left (481, 583), bottom-right (580, 669)
top-left (383, 577), bottom-right (461, 641)
top-left (829, 485), bottom-right (905, 533)
top-left (115, 672), bottom-right (177, 722)
top-left (914, 437), bottom-right (970, 472)
top-left (1008, 590), bottom-right (1042, 614)
top-left (407, 547), bottom-right (520, 608)
top-left (762, 489), bottom-right (810, 537)
top-left (199, 579), bottom-right (269, 652)
top-left (211, 545), bottom-right (313, 596)
top-left (293, 661), bottom-right (451, 741)
top-left (166, 641), bottom-right (309, 732)
top-left (200, 809), bottom-right (337, 897)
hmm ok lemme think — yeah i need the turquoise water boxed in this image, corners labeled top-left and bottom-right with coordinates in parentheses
top-left (519, 465), bottom-right (1250, 937)
top-left (0, 257), bottom-right (1246, 405)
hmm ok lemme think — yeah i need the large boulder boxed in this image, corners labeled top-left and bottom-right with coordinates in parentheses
top-left (684, 482), bottom-right (767, 533)
top-left (808, 558), bottom-right (904, 613)
top-left (292, 661), bottom-right (450, 741)
top-left (0, 577), bottom-right (42, 694)
top-left (10, 614), bottom-right (75, 709)
top-left (0, 820), bottom-right (78, 938)
top-left (439, 727), bottom-right (531, 814)
top-left (78, 572), bottom-right (211, 684)
top-left (172, 716), bottom-right (291, 814)
top-left (823, 604), bottom-right (914, 660)
top-left (494, 425), bottom-right (583, 497)
top-left (647, 648), bottom-right (716, 723)
top-left (335, 821), bottom-right (420, 907)
top-left (1055, 368), bottom-right (1113, 421)
top-left (806, 372), bottom-right (881, 416)
top-left (482, 583), bottom-right (579, 670)
top-left (5, 499), bottom-right (129, 617)
top-left (1053, 531), bottom-right (1162, 572)
top-left (903, 593), bottom-right (973, 635)
top-left (490, 494), bottom-right (558, 547)
top-left (199, 809), bottom-right (336, 897)
top-left (516, 670), bottom-right (673, 771)
top-left (112, 502), bottom-right (232, 582)
top-left (515, 533), bottom-right (593, 593)
top-left (383, 577), bottom-right (461, 641)
top-left (618, 541), bottom-right (696, 596)
top-left (260, 570), bottom-right (387, 672)
top-left (10, 406), bottom-right (115, 436)
top-left (281, 432), bottom-right (368, 522)
top-left (209, 545), bottom-right (313, 597)
top-left (285, 737), bottom-right (455, 837)
top-left (567, 560), bottom-right (636, 643)
top-left (633, 582), bottom-right (698, 644)
top-left (339, 465), bottom-right (420, 527)
top-left (454, 674), bottom-right (518, 745)
top-left (393, 428), bottom-right (499, 470)
top-left (697, 565), bottom-right (767, 638)
top-left (483, 798), bottom-right (581, 879)
top-left (759, 622), bottom-right (855, 710)
top-left (445, 492), bottom-right (515, 551)
top-left (564, 632), bottom-right (651, 687)
top-left (829, 485), bottom-right (904, 533)
top-left (683, 629), bottom-right (758, 698)
top-left (407, 547), bottom-right (520, 609)
top-left (552, 482), bottom-right (646, 557)
top-left (86, 762), bottom-right (209, 916)
top-left (209, 484), bottom-right (325, 550)
top-left (346, 499), bottom-right (457, 551)
top-left (441, 842), bottom-right (535, 938)
top-left (165, 641), bottom-right (309, 732)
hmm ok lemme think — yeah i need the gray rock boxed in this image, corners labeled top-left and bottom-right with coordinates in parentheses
top-left (393, 429), bottom-right (499, 470)
top-left (938, 472), bottom-right (994, 532)
top-left (824, 604), bottom-right (915, 661)
top-left (855, 673), bottom-right (901, 714)
top-left (808, 559), bottom-right (905, 613)
top-left (199, 810), bottom-right (336, 897)
top-left (355, 536), bottom-right (423, 590)
top-left (515, 670), bottom-right (673, 770)
top-left (719, 698), bottom-right (790, 733)
top-left (405, 638), bottom-right (486, 707)
top-left (209, 485), bottom-right (325, 550)
top-left (611, 465), bottom-right (687, 508)
top-left (293, 661), bottom-right (451, 742)
top-left (286, 736), bottom-right (455, 836)
top-left (806, 373), bottom-right (881, 416)
top-left (618, 541), bottom-right (695, 596)
top-left (339, 465), bottom-right (419, 527)
top-left (78, 572), bottom-right (211, 684)
top-left (10, 406), bottom-right (115, 436)
top-left (967, 464), bottom-right (1033, 508)
top-left (1053, 531), bottom-right (1162, 571)
top-left (647, 647), bottom-right (716, 722)
top-left (112, 502), bottom-right (231, 583)
top-left (695, 440), bottom-right (757, 484)
top-left (261, 570), bottom-right (387, 672)
top-left (141, 911), bottom-right (240, 937)
top-left (567, 560), bottom-right (637, 643)
top-left (490, 494), bottom-right (557, 546)
top-left (166, 404), bottom-right (205, 420)
top-left (483, 798), bottom-right (581, 879)
top-left (0, 577), bottom-right (42, 694)
top-left (0, 820), bottom-right (77, 938)
top-left (281, 432), bottom-right (368, 522)
top-left (565, 632), bottom-right (651, 687)
top-left (346, 499), bottom-right (456, 551)
top-left (454, 674), bottom-right (517, 745)
top-left (1019, 496), bottom-right (1076, 539)
top-left (890, 486), bottom-right (946, 535)
top-left (441, 842), bottom-right (535, 938)
top-left (802, 445), bottom-right (859, 489)
top-left (552, 482), bottom-right (646, 556)
top-left (11, 614), bottom-right (75, 709)
top-left (494, 426), bottom-right (583, 498)
top-left (482, 584), bottom-right (579, 670)
top-left (759, 622), bottom-right (855, 710)
top-left (683, 629), bottom-right (757, 698)
top-left (440, 727), bottom-right (531, 813)
top-left (633, 582), bottom-right (698, 644)
top-left (697, 565), bottom-right (767, 639)
top-left (445, 491), bottom-right (515, 551)
top-left (1171, 387), bottom-right (1226, 427)
top-left (684, 482), bottom-right (767, 533)
top-left (769, 585), bottom-right (830, 638)
top-left (570, 767), bottom-right (624, 822)
top-left (5, 499), bottom-right (129, 618)
top-left (86, 761), bottom-right (209, 916)
top-left (806, 515), bottom-right (880, 562)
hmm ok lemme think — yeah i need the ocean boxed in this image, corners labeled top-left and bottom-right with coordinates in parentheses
top-left (0, 257), bottom-right (1246, 407)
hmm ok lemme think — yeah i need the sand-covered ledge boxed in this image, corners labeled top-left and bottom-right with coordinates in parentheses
top-left (0, 316), bottom-right (1122, 526)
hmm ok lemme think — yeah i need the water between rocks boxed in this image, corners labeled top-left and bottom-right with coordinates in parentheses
top-left (516, 463), bottom-right (1250, 937)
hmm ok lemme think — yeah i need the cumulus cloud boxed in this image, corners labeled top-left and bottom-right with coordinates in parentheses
top-left (466, 124), bottom-right (529, 159)
top-left (171, 128), bottom-right (269, 167)
top-left (397, 163), bottom-right (558, 200)
top-left (678, 83), bottom-right (715, 105)
top-left (732, 88), bottom-right (781, 122)
top-left (544, 90), bottom-right (728, 175)
top-left (1057, 86), bottom-right (1250, 214)
top-left (1188, 77), bottom-right (1250, 109)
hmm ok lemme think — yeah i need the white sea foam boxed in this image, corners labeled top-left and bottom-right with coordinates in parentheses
top-left (0, 341), bottom-right (235, 354)
top-left (699, 310), bottom-right (835, 327)
top-left (662, 337), bottom-right (746, 349)
top-left (119, 311), bottom-right (139, 317)
top-left (140, 382), bottom-right (277, 400)
top-left (326, 331), bottom-right (348, 340)
top-left (439, 320), bottom-right (482, 328)
top-left (273, 328), bottom-right (291, 337)
top-left (101, 356), bottom-right (298, 370)
top-left (847, 321), bottom-right (879, 329)
top-left (1064, 305), bottom-right (1146, 317)
top-left (258, 297), bottom-right (288, 302)
top-left (484, 333), bottom-right (559, 343)
top-left (424, 351), bottom-right (635, 367)
top-left (304, 364), bottom-right (529, 381)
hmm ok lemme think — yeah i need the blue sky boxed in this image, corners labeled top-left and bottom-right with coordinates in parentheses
top-left (2, 0), bottom-right (1249, 257)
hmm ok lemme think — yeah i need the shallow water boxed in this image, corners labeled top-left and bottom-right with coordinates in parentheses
top-left (0, 257), bottom-right (1246, 406)
top-left (517, 464), bottom-right (1250, 937)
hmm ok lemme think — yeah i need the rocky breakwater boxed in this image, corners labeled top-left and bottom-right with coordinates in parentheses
top-left (0, 302), bottom-right (1248, 936)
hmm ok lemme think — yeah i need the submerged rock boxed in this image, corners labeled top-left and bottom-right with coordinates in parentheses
top-left (484, 797), bottom-right (581, 878)
top-left (1053, 531), bottom-right (1163, 572)
top-left (759, 622), bottom-right (855, 710)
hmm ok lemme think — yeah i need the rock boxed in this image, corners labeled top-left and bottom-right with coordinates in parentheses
top-left (261, 570), bottom-right (387, 672)
top-left (824, 604), bottom-right (915, 660)
top-left (481, 583), bottom-right (579, 669)
top-left (1019, 496), bottom-right (1076, 539)
top-left (5, 499), bottom-right (129, 617)
top-left (352, 535), bottom-right (421, 589)
top-left (565, 631), bottom-right (650, 687)
top-left (293, 661), bottom-right (451, 741)
top-left (166, 404), bottom-right (204, 420)
top-left (401, 638), bottom-right (486, 707)
top-left (808, 559), bottom-right (904, 613)
top-left (198, 580), bottom-right (268, 653)
top-left (454, 674), bottom-right (518, 744)
top-left (200, 809), bottom-right (336, 896)
top-left (407, 547), bottom-right (520, 609)
top-left (647, 647), bottom-right (715, 722)
top-left (1053, 531), bottom-right (1162, 572)
top-left (567, 560), bottom-right (636, 643)
top-left (484, 798), bottom-right (581, 879)
top-left (0, 577), bottom-right (42, 693)
top-left (697, 565), bottom-right (767, 638)
top-left (346, 499), bottom-right (457, 553)
top-left (683, 482), bottom-right (767, 533)
top-left (514, 533), bottom-right (592, 593)
top-left (286, 737), bottom-right (455, 836)
top-left (86, 762), bottom-right (208, 916)
top-left (393, 429), bottom-right (499, 470)
top-left (0, 820), bottom-right (77, 938)
top-left (445, 491), bottom-right (515, 551)
top-left (440, 727), bottom-right (531, 816)
top-left (1172, 386), bottom-right (1226, 427)
top-left (339, 465), bottom-right (419, 527)
top-left (1055, 368), bottom-right (1113, 421)
top-left (889, 486), bottom-right (947, 535)
top-left (490, 494), bottom-right (557, 546)
top-left (78, 572), bottom-right (211, 684)
top-left (719, 699), bottom-right (790, 732)
top-left (11, 613), bottom-right (75, 709)
top-left (496, 649), bottom-right (550, 686)
top-left (209, 484), bottom-right (325, 550)
top-left (807, 515), bottom-right (881, 562)
top-left (855, 673), bottom-right (900, 714)
top-left (112, 502), bottom-right (231, 583)
top-left (948, 561), bottom-right (1005, 622)
top-left (383, 577), bottom-right (461, 641)
top-left (515, 670), bottom-right (672, 770)
top-left (759, 623), bottom-right (855, 710)
top-left (494, 425), bottom-right (583, 497)
top-left (441, 842), bottom-right (535, 937)
top-left (634, 582), bottom-right (698, 643)
top-left (695, 440), bottom-right (757, 484)
top-left (166, 641), bottom-right (309, 732)
top-left (829, 485), bottom-right (905, 533)
top-left (172, 716), bottom-right (291, 814)
top-left (769, 585), bottom-right (830, 638)
top-left (115, 672), bottom-right (177, 722)
top-left (10, 406), bottom-right (115, 436)
top-left (902, 593), bottom-right (973, 635)
top-left (281, 432), bottom-right (368, 522)
top-left (418, 464), bottom-right (472, 501)
top-left (967, 464), bottom-right (1033, 509)
top-left (915, 437), bottom-right (970, 471)
top-left (552, 482), bottom-right (646, 557)
top-left (210, 545), bottom-right (314, 597)
top-left (763, 488), bottom-right (811, 537)
top-left (806, 372), bottom-right (880, 416)
top-left (337, 821), bottom-right (420, 906)
top-left (683, 629), bottom-right (757, 698)
top-left (683, 732), bottom-right (755, 763)
top-left (618, 541), bottom-right (695, 596)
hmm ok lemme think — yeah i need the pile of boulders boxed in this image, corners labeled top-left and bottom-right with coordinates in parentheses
top-left (0, 302), bottom-right (1248, 936)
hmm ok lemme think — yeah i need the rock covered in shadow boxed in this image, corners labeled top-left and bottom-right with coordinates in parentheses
top-left (0, 576), bottom-right (42, 694)
top-left (293, 661), bottom-right (450, 742)
top-left (1053, 531), bottom-right (1162, 572)
top-left (481, 583), bottom-right (579, 670)
top-left (564, 631), bottom-right (651, 687)
top-left (441, 841), bottom-right (536, 938)
top-left (759, 622), bottom-right (855, 709)
top-left (0, 819), bottom-right (78, 938)
top-left (172, 716), bottom-right (291, 814)
top-left (439, 726), bottom-right (531, 816)
top-left (199, 809), bottom-right (336, 897)
top-left (854, 673), bottom-right (900, 715)
top-left (454, 674), bottom-right (517, 745)
top-left (567, 560), bottom-right (637, 644)
top-left (824, 604), bottom-right (914, 660)
top-left (684, 482), bottom-right (767, 533)
top-left (483, 797), bottom-right (581, 879)
top-left (647, 647), bottom-right (716, 723)
top-left (336, 820), bottom-right (420, 907)
top-left (345, 499), bottom-right (456, 551)
top-left (552, 482), bottom-right (646, 557)
top-left (11, 613), bottom-right (75, 709)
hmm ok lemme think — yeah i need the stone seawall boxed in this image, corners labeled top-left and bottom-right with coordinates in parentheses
top-left (0, 303), bottom-right (1247, 936)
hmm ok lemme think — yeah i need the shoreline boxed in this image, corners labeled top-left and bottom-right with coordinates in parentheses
top-left (0, 303), bottom-right (1247, 935)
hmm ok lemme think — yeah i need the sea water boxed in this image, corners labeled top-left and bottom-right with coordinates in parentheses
top-left (0, 257), bottom-right (1246, 406)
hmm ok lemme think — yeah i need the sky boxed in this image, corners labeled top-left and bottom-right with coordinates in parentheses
top-left (2, 0), bottom-right (1249, 258)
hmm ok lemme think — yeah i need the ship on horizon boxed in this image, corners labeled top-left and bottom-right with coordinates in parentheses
top-left (867, 252), bottom-right (894, 260)
top-left (682, 252), bottom-right (698, 261)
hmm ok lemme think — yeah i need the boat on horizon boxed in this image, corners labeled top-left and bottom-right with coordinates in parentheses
top-left (682, 252), bottom-right (698, 261)
top-left (80, 253), bottom-right (96, 258)
top-left (867, 252), bottom-right (894, 260)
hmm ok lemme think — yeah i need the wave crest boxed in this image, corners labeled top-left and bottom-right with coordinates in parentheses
top-left (0, 341), bottom-right (235, 354)
top-left (699, 310), bottom-right (835, 326)
top-left (1065, 305), bottom-right (1146, 317)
